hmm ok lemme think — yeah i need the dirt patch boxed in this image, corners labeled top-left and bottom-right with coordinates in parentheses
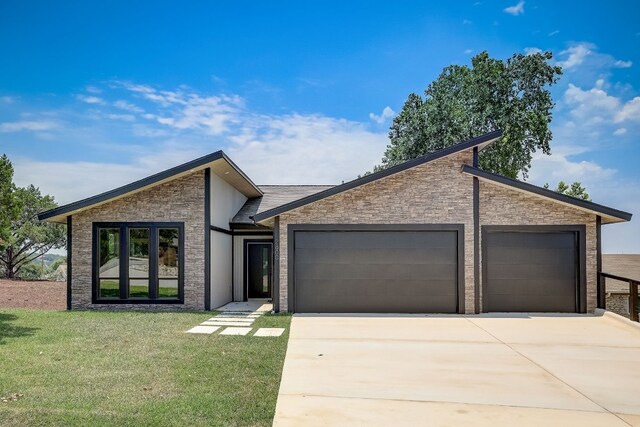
top-left (0, 279), bottom-right (66, 310)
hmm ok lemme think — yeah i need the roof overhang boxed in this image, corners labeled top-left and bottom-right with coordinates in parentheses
top-left (39, 151), bottom-right (262, 224)
top-left (252, 130), bottom-right (503, 223)
top-left (461, 165), bottom-right (632, 224)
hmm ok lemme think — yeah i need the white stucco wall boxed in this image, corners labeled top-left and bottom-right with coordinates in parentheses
top-left (210, 169), bottom-right (248, 309)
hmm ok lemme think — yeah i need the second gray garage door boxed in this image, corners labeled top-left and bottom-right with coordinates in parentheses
top-left (291, 227), bottom-right (462, 313)
top-left (483, 228), bottom-right (581, 313)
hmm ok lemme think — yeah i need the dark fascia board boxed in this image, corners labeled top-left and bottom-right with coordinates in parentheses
top-left (462, 165), bottom-right (633, 222)
top-left (38, 150), bottom-right (263, 222)
top-left (252, 130), bottom-right (503, 222)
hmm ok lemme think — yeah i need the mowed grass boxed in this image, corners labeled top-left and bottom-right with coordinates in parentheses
top-left (0, 309), bottom-right (291, 426)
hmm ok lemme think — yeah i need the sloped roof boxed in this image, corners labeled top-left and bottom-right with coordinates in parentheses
top-left (252, 130), bottom-right (503, 223)
top-left (39, 151), bottom-right (262, 223)
top-left (232, 185), bottom-right (334, 225)
top-left (461, 165), bottom-right (632, 224)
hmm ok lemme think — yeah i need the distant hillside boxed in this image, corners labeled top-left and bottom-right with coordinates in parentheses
top-left (41, 254), bottom-right (66, 268)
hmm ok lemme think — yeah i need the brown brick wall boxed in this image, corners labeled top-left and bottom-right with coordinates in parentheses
top-left (278, 152), bottom-right (476, 313)
top-left (71, 171), bottom-right (206, 310)
top-left (479, 182), bottom-right (598, 312)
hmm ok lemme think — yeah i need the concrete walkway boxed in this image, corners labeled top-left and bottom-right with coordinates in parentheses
top-left (273, 313), bottom-right (640, 426)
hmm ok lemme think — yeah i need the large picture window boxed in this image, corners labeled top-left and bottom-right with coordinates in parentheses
top-left (93, 222), bottom-right (184, 304)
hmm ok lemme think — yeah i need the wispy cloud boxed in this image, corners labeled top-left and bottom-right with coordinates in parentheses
top-left (504, 1), bottom-right (525, 16)
top-left (613, 128), bottom-right (627, 136)
top-left (548, 30), bottom-right (560, 36)
top-left (1, 96), bottom-right (15, 104)
top-left (524, 47), bottom-right (542, 55)
top-left (113, 100), bottom-right (144, 113)
top-left (557, 42), bottom-right (633, 71)
top-left (368, 106), bottom-right (395, 124)
top-left (556, 43), bottom-right (593, 70)
top-left (76, 95), bottom-right (105, 105)
top-left (0, 120), bottom-right (59, 133)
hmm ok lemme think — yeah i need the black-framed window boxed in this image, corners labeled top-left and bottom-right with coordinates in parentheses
top-left (93, 222), bottom-right (185, 304)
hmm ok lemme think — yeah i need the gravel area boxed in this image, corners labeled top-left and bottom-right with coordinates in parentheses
top-left (0, 279), bottom-right (66, 310)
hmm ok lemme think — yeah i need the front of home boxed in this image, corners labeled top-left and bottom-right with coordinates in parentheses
top-left (39, 131), bottom-right (632, 313)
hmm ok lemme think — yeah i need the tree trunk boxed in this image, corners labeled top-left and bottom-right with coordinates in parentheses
top-left (4, 246), bottom-right (15, 279)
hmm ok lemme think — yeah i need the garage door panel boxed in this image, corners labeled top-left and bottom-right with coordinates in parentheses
top-left (487, 232), bottom-right (576, 248)
top-left (293, 229), bottom-right (459, 313)
top-left (488, 263), bottom-right (577, 280)
top-left (489, 279), bottom-right (577, 296)
top-left (294, 247), bottom-right (458, 265)
top-left (296, 262), bottom-right (457, 281)
top-left (484, 230), bottom-right (578, 313)
top-left (486, 247), bottom-right (576, 266)
top-left (488, 294), bottom-right (576, 312)
top-left (295, 231), bottom-right (457, 249)
top-left (295, 280), bottom-right (457, 313)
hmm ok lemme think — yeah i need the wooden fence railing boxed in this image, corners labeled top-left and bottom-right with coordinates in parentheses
top-left (598, 271), bottom-right (640, 322)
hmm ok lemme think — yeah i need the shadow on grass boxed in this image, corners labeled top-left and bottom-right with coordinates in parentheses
top-left (0, 312), bottom-right (38, 345)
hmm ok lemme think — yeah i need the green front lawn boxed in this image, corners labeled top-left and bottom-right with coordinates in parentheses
top-left (0, 309), bottom-right (291, 426)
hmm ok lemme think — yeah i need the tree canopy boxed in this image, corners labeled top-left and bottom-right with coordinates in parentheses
top-left (379, 51), bottom-right (563, 179)
top-left (544, 181), bottom-right (591, 201)
top-left (0, 155), bottom-right (66, 279)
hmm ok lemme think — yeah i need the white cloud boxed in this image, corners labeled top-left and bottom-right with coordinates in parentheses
top-left (504, 1), bottom-right (525, 16)
top-left (557, 42), bottom-right (633, 73)
top-left (105, 113), bottom-right (136, 122)
top-left (548, 30), bottom-right (560, 36)
top-left (463, 19), bottom-right (472, 25)
top-left (614, 59), bottom-right (633, 68)
top-left (563, 81), bottom-right (620, 124)
top-left (368, 106), bottom-right (395, 124)
top-left (464, 49), bottom-right (473, 55)
top-left (613, 128), bottom-right (627, 136)
top-left (1, 96), bottom-right (15, 104)
top-left (85, 86), bottom-right (102, 94)
top-left (557, 43), bottom-right (593, 70)
top-left (76, 95), bottom-right (105, 105)
top-left (227, 114), bottom-right (388, 184)
top-left (0, 120), bottom-right (59, 133)
top-left (524, 47), bottom-right (542, 55)
top-left (615, 97), bottom-right (640, 122)
top-left (113, 100), bottom-right (144, 113)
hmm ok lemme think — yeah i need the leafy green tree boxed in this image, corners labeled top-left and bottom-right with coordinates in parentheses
top-left (380, 51), bottom-right (563, 178)
top-left (0, 155), bottom-right (19, 252)
top-left (0, 156), bottom-right (66, 279)
top-left (544, 181), bottom-right (591, 201)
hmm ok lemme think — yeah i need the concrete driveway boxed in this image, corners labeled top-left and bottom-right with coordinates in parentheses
top-left (273, 313), bottom-right (640, 426)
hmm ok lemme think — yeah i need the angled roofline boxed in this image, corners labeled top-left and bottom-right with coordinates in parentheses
top-left (38, 150), bottom-right (262, 222)
top-left (252, 130), bottom-right (503, 222)
top-left (461, 165), bottom-right (633, 222)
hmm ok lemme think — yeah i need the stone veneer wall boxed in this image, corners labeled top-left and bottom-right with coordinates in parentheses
top-left (277, 152), bottom-right (476, 313)
top-left (479, 182), bottom-right (598, 312)
top-left (71, 171), bottom-right (206, 310)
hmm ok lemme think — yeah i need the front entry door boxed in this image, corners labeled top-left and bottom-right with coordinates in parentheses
top-left (246, 242), bottom-right (272, 299)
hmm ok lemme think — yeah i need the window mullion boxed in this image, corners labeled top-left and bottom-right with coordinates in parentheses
top-left (149, 227), bottom-right (158, 300)
top-left (120, 225), bottom-right (128, 300)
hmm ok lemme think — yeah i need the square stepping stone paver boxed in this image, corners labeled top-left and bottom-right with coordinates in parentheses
top-left (186, 325), bottom-right (220, 334)
top-left (201, 321), bottom-right (254, 327)
top-left (254, 328), bottom-right (285, 337)
top-left (219, 327), bottom-right (252, 336)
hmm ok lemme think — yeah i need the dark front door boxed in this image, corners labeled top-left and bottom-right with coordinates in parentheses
top-left (246, 242), bottom-right (272, 299)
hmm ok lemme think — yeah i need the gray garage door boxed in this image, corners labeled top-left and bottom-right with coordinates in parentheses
top-left (292, 229), bottom-right (459, 313)
top-left (483, 231), bottom-right (578, 312)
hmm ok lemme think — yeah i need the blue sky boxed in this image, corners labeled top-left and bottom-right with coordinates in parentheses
top-left (0, 1), bottom-right (639, 252)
